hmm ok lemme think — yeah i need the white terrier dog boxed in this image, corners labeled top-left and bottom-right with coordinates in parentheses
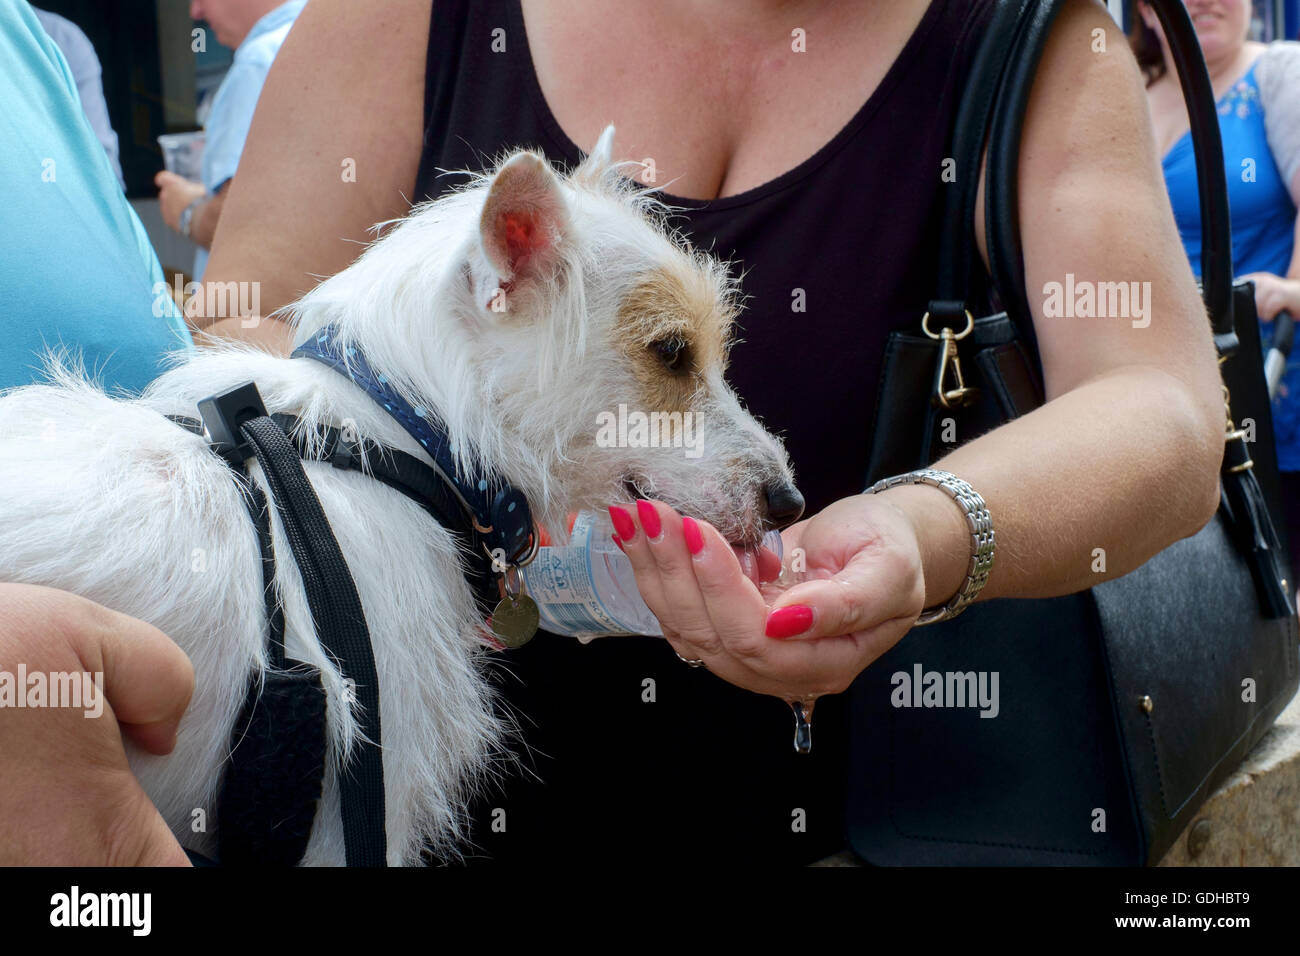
top-left (0, 129), bottom-right (801, 865)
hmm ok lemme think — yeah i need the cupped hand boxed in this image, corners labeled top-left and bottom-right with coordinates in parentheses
top-left (610, 494), bottom-right (927, 700)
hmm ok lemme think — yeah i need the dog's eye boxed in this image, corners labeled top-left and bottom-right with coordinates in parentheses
top-left (650, 337), bottom-right (688, 373)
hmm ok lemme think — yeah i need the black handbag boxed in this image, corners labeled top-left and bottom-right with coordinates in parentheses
top-left (846, 0), bottom-right (1300, 865)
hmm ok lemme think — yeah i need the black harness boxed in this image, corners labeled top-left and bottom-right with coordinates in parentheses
top-left (172, 327), bottom-right (537, 866)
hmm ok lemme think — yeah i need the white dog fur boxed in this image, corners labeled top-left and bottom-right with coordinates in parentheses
top-left (0, 128), bottom-right (798, 865)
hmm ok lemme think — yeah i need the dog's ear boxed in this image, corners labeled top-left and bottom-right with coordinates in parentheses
top-left (574, 125), bottom-right (616, 183)
top-left (479, 152), bottom-right (569, 299)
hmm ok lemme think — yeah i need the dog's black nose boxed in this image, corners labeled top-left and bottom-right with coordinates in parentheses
top-left (762, 481), bottom-right (805, 530)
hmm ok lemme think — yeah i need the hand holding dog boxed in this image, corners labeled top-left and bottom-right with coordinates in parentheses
top-left (613, 490), bottom-right (969, 701)
top-left (0, 584), bottom-right (194, 866)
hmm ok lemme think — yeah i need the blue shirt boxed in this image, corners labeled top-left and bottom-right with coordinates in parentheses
top-left (0, 0), bottom-right (190, 394)
top-left (194, 0), bottom-right (307, 279)
top-left (1163, 61), bottom-right (1300, 472)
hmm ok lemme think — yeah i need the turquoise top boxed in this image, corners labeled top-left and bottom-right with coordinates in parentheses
top-left (0, 0), bottom-right (191, 394)
top-left (1162, 61), bottom-right (1300, 471)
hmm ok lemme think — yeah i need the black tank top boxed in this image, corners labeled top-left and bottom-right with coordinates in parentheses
top-left (416, 0), bottom-right (996, 865)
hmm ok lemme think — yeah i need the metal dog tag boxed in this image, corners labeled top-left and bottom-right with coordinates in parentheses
top-left (491, 594), bottom-right (539, 649)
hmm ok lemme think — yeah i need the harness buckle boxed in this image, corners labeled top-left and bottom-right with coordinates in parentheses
top-left (198, 382), bottom-right (269, 466)
top-left (329, 429), bottom-right (361, 471)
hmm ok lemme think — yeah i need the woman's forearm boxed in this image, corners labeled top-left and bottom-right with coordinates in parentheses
top-left (881, 365), bottom-right (1221, 608)
top-left (195, 315), bottom-right (295, 352)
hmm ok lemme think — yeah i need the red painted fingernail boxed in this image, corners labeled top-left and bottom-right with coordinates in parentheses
top-left (636, 499), bottom-right (662, 539)
top-left (611, 534), bottom-right (625, 553)
top-left (682, 516), bottom-right (705, 555)
top-left (608, 505), bottom-right (636, 541)
top-left (765, 605), bottom-right (814, 639)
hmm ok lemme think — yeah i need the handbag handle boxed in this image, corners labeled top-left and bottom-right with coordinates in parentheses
top-left (972, 0), bottom-right (1294, 618)
top-left (983, 0), bottom-right (1239, 356)
top-left (930, 0), bottom-right (1032, 317)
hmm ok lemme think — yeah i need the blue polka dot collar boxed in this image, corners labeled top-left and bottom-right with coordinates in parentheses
top-left (293, 324), bottom-right (537, 565)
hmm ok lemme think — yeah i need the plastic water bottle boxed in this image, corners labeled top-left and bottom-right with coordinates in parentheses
top-left (520, 510), bottom-right (783, 641)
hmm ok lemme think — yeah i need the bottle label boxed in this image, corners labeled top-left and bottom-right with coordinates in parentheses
top-left (520, 512), bottom-right (661, 639)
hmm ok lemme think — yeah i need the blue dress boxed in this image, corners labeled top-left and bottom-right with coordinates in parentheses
top-left (1163, 60), bottom-right (1300, 472)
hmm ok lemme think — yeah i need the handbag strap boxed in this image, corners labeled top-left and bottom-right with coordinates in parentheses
top-left (1148, 0), bottom-right (1236, 350)
top-left (930, 0), bottom-right (1033, 320)
top-left (982, 0), bottom-right (1066, 366)
top-left (976, 0), bottom-right (1294, 619)
top-left (983, 0), bottom-right (1238, 355)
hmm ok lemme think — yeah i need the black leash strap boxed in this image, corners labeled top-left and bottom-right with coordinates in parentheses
top-left (218, 475), bottom-right (327, 866)
top-left (268, 414), bottom-right (473, 532)
top-left (177, 382), bottom-right (500, 865)
top-left (241, 477), bottom-right (288, 667)
top-left (263, 414), bottom-right (499, 617)
top-left (169, 412), bottom-right (331, 866)
top-left (239, 415), bottom-right (388, 866)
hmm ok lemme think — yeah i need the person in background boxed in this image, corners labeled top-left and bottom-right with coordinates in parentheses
top-left (0, 0), bottom-right (194, 865)
top-left (155, 0), bottom-right (307, 280)
top-left (31, 6), bottom-right (125, 191)
top-left (1132, 0), bottom-right (1300, 587)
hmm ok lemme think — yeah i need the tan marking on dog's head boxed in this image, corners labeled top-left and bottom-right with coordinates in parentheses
top-left (613, 263), bottom-right (737, 412)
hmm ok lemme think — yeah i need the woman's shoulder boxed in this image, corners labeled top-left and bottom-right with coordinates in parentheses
top-left (1254, 40), bottom-right (1300, 93)
top-left (1252, 42), bottom-right (1300, 197)
top-left (1257, 39), bottom-right (1300, 59)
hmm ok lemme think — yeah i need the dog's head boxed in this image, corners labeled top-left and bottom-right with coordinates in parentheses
top-left (306, 128), bottom-right (802, 546)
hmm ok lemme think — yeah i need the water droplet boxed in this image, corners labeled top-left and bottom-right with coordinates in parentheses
top-left (786, 696), bottom-right (817, 754)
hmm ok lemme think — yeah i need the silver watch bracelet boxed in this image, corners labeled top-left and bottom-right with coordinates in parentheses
top-left (863, 468), bottom-right (994, 625)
